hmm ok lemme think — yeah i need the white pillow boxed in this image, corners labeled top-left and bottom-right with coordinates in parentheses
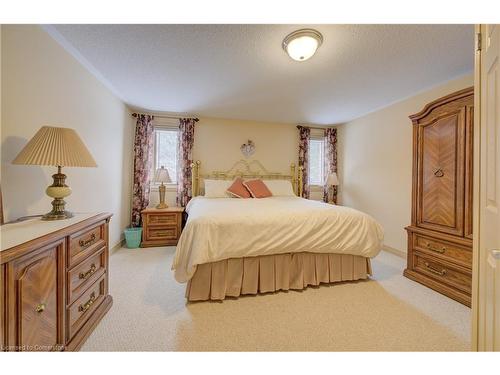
top-left (203, 179), bottom-right (233, 198)
top-left (263, 180), bottom-right (296, 197)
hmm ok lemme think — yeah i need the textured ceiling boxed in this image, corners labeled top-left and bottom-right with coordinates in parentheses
top-left (48, 24), bottom-right (474, 124)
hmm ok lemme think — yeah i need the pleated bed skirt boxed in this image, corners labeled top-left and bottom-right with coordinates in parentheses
top-left (185, 252), bottom-right (372, 301)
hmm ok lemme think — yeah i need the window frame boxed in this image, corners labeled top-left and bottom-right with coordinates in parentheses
top-left (150, 119), bottom-right (179, 192)
top-left (308, 135), bottom-right (325, 190)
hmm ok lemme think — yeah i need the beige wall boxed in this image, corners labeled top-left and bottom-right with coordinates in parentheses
top-left (1, 25), bottom-right (134, 247)
top-left (193, 117), bottom-right (299, 174)
top-left (155, 116), bottom-right (300, 207)
top-left (337, 74), bottom-right (473, 253)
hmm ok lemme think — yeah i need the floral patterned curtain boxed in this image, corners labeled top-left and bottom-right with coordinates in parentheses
top-left (323, 127), bottom-right (338, 203)
top-left (297, 125), bottom-right (311, 199)
top-left (177, 118), bottom-right (197, 207)
top-left (131, 114), bottom-right (154, 227)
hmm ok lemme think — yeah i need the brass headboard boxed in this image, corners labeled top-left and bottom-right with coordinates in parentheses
top-left (190, 159), bottom-right (304, 197)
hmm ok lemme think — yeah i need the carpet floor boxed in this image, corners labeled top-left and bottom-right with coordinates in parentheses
top-left (81, 247), bottom-right (471, 351)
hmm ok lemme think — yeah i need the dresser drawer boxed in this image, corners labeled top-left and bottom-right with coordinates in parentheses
top-left (146, 213), bottom-right (178, 226)
top-left (67, 274), bottom-right (106, 341)
top-left (68, 223), bottom-right (105, 267)
top-left (67, 248), bottom-right (106, 305)
top-left (413, 252), bottom-right (471, 294)
top-left (147, 227), bottom-right (177, 240)
top-left (414, 234), bottom-right (472, 268)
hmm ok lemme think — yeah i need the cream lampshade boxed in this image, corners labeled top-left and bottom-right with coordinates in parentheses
top-left (325, 172), bottom-right (339, 187)
top-left (12, 126), bottom-right (97, 220)
top-left (325, 172), bottom-right (339, 204)
top-left (153, 166), bottom-right (171, 209)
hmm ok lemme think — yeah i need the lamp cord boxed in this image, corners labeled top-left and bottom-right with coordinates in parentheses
top-left (3, 214), bottom-right (44, 224)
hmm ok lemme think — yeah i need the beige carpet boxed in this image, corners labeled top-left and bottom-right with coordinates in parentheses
top-left (81, 247), bottom-right (471, 351)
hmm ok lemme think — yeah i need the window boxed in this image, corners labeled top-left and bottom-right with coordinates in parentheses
top-left (152, 127), bottom-right (178, 184)
top-left (308, 138), bottom-right (325, 186)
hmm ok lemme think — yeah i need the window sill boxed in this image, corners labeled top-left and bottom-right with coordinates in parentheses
top-left (309, 185), bottom-right (325, 192)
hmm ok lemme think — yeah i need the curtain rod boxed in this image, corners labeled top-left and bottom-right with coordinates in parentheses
top-left (132, 113), bottom-right (199, 122)
top-left (297, 125), bottom-right (336, 130)
top-left (131, 114), bottom-right (329, 127)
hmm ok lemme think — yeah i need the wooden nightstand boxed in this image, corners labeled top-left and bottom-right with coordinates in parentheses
top-left (141, 207), bottom-right (184, 247)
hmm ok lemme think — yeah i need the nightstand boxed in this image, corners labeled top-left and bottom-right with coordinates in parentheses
top-left (140, 207), bottom-right (184, 247)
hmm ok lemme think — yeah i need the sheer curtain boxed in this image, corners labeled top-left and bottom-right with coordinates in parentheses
top-left (323, 128), bottom-right (338, 203)
top-left (176, 118), bottom-right (197, 207)
top-left (131, 114), bottom-right (154, 227)
top-left (297, 125), bottom-right (311, 199)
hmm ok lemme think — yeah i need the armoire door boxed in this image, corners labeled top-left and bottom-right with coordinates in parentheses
top-left (6, 240), bottom-right (65, 351)
top-left (416, 108), bottom-right (466, 236)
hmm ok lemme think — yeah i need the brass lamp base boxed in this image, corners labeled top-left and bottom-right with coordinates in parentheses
top-left (43, 208), bottom-right (74, 221)
top-left (327, 186), bottom-right (337, 205)
top-left (156, 183), bottom-right (168, 209)
top-left (42, 166), bottom-right (73, 221)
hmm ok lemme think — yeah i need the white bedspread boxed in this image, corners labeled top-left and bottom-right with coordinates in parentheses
top-left (172, 196), bottom-right (384, 282)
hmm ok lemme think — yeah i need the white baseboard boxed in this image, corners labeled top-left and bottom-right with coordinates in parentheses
top-left (110, 238), bottom-right (126, 255)
top-left (382, 245), bottom-right (406, 259)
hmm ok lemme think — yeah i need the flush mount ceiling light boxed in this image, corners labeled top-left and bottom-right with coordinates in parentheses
top-left (282, 29), bottom-right (323, 62)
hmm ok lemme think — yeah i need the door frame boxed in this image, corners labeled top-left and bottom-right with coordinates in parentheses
top-left (471, 23), bottom-right (481, 352)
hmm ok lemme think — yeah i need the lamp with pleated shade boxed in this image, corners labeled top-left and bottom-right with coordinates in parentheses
top-left (153, 166), bottom-right (171, 209)
top-left (12, 126), bottom-right (97, 220)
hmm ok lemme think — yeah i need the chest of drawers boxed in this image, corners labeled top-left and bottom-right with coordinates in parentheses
top-left (0, 213), bottom-right (113, 351)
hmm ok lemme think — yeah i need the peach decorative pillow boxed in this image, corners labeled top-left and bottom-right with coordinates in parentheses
top-left (226, 178), bottom-right (252, 198)
top-left (243, 179), bottom-right (273, 198)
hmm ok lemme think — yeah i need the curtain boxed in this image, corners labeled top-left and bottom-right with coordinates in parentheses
top-left (177, 118), bottom-right (197, 207)
top-left (323, 128), bottom-right (338, 203)
top-left (131, 114), bottom-right (155, 227)
top-left (297, 125), bottom-right (311, 199)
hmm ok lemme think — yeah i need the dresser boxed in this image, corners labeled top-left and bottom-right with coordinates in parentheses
top-left (141, 207), bottom-right (184, 247)
top-left (0, 213), bottom-right (113, 351)
top-left (404, 87), bottom-right (474, 307)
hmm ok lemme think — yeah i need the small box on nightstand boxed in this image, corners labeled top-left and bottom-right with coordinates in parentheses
top-left (140, 207), bottom-right (184, 247)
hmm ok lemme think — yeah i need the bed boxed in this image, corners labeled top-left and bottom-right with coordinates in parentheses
top-left (172, 160), bottom-right (384, 301)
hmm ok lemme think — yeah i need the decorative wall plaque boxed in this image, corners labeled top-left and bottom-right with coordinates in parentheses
top-left (240, 140), bottom-right (255, 158)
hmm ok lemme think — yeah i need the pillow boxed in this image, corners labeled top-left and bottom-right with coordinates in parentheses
top-left (263, 179), bottom-right (296, 197)
top-left (204, 179), bottom-right (233, 198)
top-left (226, 178), bottom-right (252, 198)
top-left (243, 179), bottom-right (273, 198)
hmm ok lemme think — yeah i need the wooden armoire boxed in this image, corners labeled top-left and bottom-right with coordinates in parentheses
top-left (404, 87), bottom-right (474, 307)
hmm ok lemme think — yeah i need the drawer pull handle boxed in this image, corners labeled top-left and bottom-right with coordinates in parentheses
top-left (78, 292), bottom-right (96, 313)
top-left (151, 218), bottom-right (170, 223)
top-left (79, 264), bottom-right (97, 280)
top-left (426, 243), bottom-right (446, 254)
top-left (155, 231), bottom-right (171, 237)
top-left (79, 233), bottom-right (96, 249)
top-left (424, 262), bottom-right (447, 276)
top-left (35, 303), bottom-right (46, 313)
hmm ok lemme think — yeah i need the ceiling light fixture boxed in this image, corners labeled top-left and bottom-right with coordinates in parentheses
top-left (282, 29), bottom-right (323, 62)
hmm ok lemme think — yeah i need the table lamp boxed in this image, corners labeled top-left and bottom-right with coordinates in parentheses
top-left (325, 172), bottom-right (339, 204)
top-left (12, 126), bottom-right (97, 220)
top-left (154, 166), bottom-right (171, 209)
